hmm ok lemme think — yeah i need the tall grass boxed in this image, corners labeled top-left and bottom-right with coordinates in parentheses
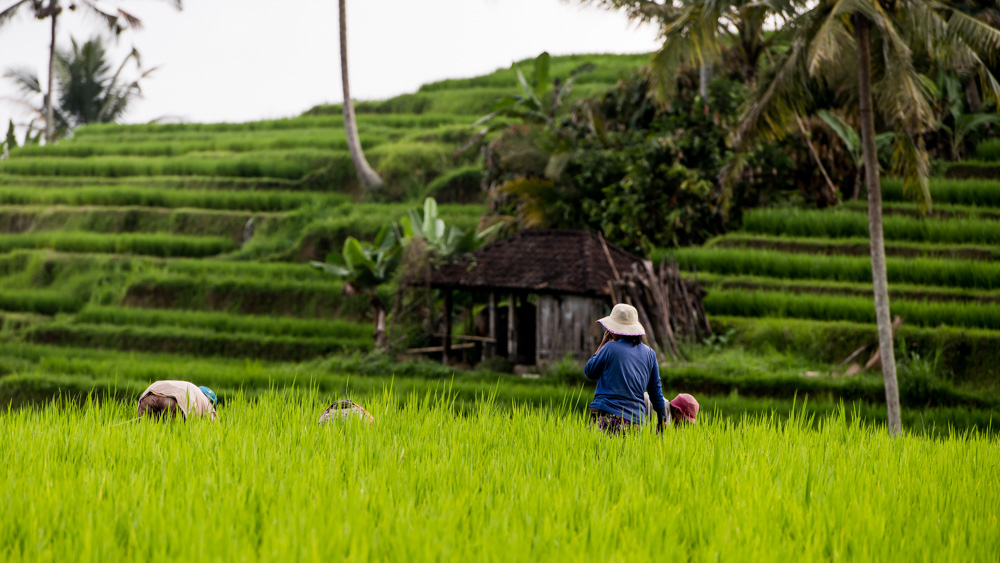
top-left (0, 393), bottom-right (996, 560)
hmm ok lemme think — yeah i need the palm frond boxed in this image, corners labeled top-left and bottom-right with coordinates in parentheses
top-left (868, 2), bottom-right (936, 134)
top-left (889, 130), bottom-right (931, 212)
top-left (945, 7), bottom-right (1000, 63)
top-left (807, 1), bottom-right (852, 76)
top-left (0, 0), bottom-right (32, 28)
top-left (736, 11), bottom-right (821, 145)
top-left (3, 67), bottom-right (41, 96)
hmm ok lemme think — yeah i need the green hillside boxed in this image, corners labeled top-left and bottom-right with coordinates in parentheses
top-left (0, 52), bottom-right (997, 427)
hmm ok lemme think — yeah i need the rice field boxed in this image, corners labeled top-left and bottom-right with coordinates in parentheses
top-left (0, 392), bottom-right (997, 561)
top-left (0, 49), bottom-right (998, 441)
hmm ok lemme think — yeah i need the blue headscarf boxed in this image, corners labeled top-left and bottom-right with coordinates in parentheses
top-left (199, 386), bottom-right (217, 406)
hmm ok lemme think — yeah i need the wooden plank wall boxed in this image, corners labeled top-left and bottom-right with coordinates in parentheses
top-left (536, 295), bottom-right (606, 368)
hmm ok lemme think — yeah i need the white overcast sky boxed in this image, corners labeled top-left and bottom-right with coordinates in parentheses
top-left (0, 0), bottom-right (660, 131)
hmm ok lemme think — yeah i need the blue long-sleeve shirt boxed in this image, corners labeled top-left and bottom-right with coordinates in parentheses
top-left (585, 340), bottom-right (667, 425)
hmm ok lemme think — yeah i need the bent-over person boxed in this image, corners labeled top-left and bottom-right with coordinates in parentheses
top-left (644, 392), bottom-right (700, 426)
top-left (137, 380), bottom-right (217, 421)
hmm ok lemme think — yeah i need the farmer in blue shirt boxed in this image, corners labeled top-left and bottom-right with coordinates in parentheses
top-left (585, 303), bottom-right (669, 434)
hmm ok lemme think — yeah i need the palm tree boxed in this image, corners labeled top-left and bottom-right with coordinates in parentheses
top-left (4, 36), bottom-right (151, 135)
top-left (0, 0), bottom-right (181, 143)
top-left (736, 0), bottom-right (1000, 435)
top-left (339, 0), bottom-right (383, 191)
top-left (578, 0), bottom-right (799, 100)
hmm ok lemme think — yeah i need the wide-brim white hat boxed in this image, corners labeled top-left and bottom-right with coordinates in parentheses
top-left (597, 303), bottom-right (646, 336)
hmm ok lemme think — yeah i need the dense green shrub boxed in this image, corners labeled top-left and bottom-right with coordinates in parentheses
top-left (483, 74), bottom-right (797, 253)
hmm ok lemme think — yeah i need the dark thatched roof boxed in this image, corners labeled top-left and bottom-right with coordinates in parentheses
top-left (427, 229), bottom-right (643, 297)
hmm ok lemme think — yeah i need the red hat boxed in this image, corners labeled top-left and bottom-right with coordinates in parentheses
top-left (669, 393), bottom-right (699, 424)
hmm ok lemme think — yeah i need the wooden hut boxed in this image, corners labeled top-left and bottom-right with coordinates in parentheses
top-left (427, 229), bottom-right (644, 368)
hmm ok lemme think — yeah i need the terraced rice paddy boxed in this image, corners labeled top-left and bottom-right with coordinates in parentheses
top-left (0, 52), bottom-right (997, 430)
top-left (670, 174), bottom-right (1000, 405)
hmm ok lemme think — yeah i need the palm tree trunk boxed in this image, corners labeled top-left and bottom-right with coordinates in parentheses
top-left (699, 62), bottom-right (712, 99)
top-left (339, 0), bottom-right (383, 191)
top-left (373, 303), bottom-right (387, 351)
top-left (854, 14), bottom-right (902, 436)
top-left (45, 4), bottom-right (58, 144)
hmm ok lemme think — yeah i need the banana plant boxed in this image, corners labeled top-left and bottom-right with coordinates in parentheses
top-left (399, 197), bottom-right (499, 258)
top-left (310, 225), bottom-right (401, 351)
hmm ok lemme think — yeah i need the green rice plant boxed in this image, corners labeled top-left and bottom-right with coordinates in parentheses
top-left (423, 165), bottom-right (485, 203)
top-left (0, 150), bottom-right (350, 180)
top-left (942, 160), bottom-right (1000, 180)
top-left (709, 233), bottom-right (1000, 260)
top-left (667, 247), bottom-right (1000, 289)
top-left (118, 274), bottom-right (371, 319)
top-left (739, 207), bottom-right (1000, 244)
top-left (974, 138), bottom-right (1000, 161)
top-left (0, 186), bottom-right (333, 211)
top-left (704, 288), bottom-right (1000, 331)
top-left (845, 199), bottom-right (1000, 220)
top-left (10, 130), bottom-right (388, 159)
top-left (73, 305), bottom-right (371, 340)
top-left (882, 177), bottom-right (1000, 206)
top-left (24, 322), bottom-right (371, 361)
top-left (0, 289), bottom-right (83, 315)
top-left (417, 53), bottom-right (648, 91)
top-left (0, 174), bottom-right (308, 191)
top-left (711, 315), bottom-right (1000, 387)
top-left (696, 272), bottom-right (1000, 305)
top-left (0, 232), bottom-right (236, 258)
top-left (367, 142), bottom-right (469, 200)
top-left (296, 201), bottom-right (485, 259)
top-left (71, 113), bottom-right (469, 137)
top-left (0, 391), bottom-right (996, 560)
top-left (0, 206), bottom-right (286, 240)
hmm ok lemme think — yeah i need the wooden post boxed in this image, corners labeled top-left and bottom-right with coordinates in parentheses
top-left (442, 290), bottom-right (452, 365)
top-left (488, 291), bottom-right (497, 359)
top-left (508, 294), bottom-right (518, 363)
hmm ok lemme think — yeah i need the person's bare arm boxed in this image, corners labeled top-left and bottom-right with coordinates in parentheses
top-left (595, 331), bottom-right (612, 355)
